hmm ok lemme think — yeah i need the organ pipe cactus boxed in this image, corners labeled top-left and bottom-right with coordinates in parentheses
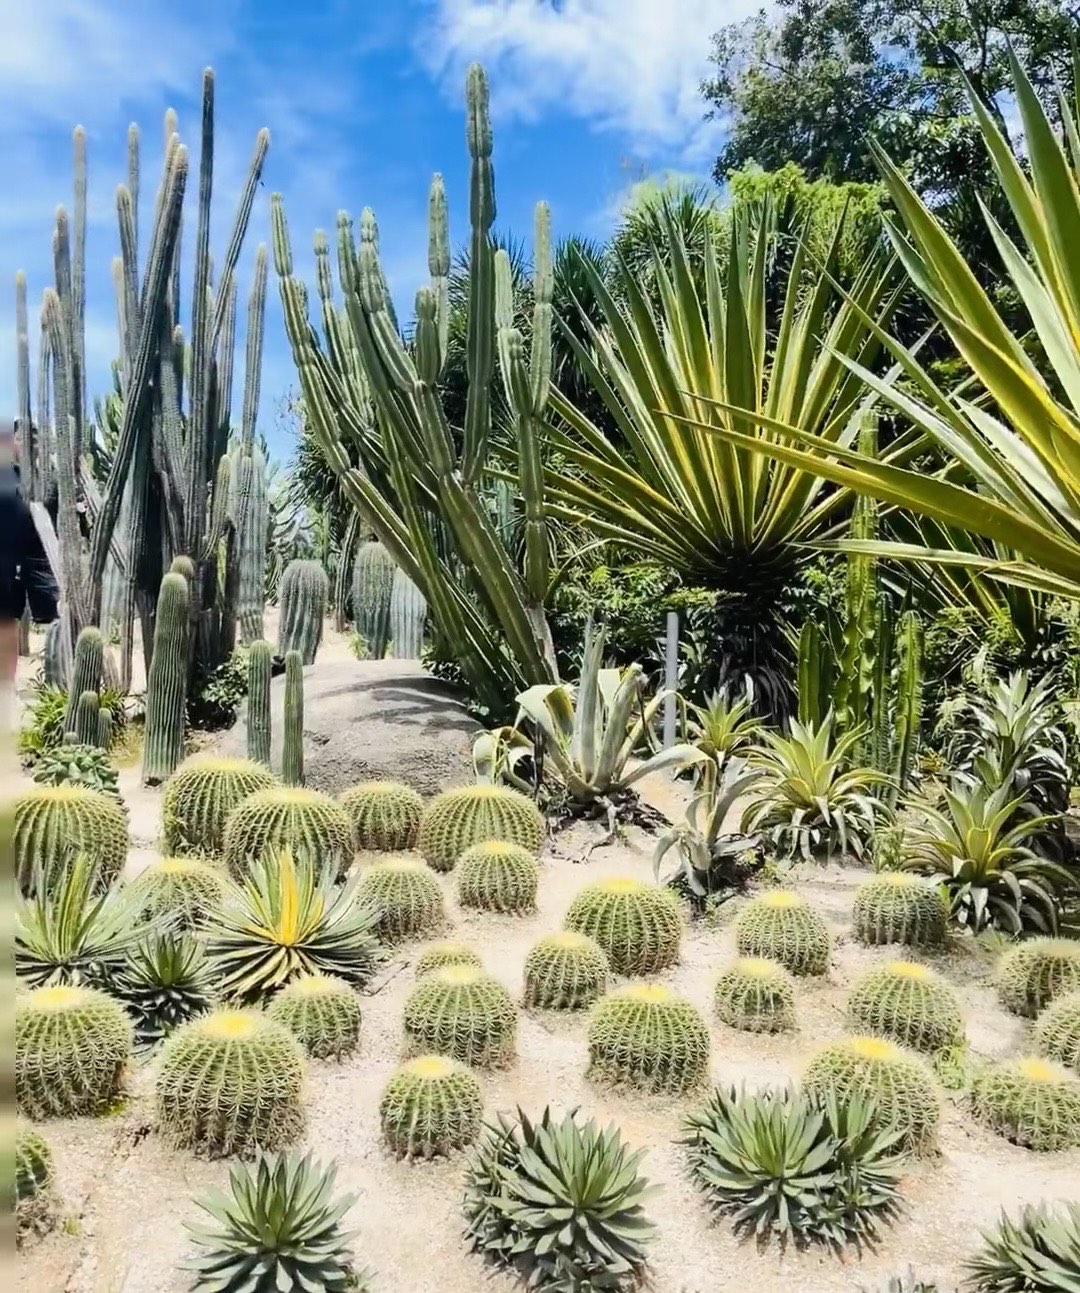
top-left (278, 560), bottom-right (328, 665)
top-left (142, 572), bottom-right (190, 785)
top-left (282, 651), bottom-right (304, 786)
top-left (247, 639), bottom-right (272, 766)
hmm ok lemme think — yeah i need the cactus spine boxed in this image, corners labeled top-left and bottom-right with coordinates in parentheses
top-left (246, 638), bottom-right (272, 765)
top-left (278, 560), bottom-right (328, 665)
top-left (142, 572), bottom-right (190, 784)
top-left (352, 539), bottom-right (394, 660)
top-left (282, 650), bottom-right (304, 786)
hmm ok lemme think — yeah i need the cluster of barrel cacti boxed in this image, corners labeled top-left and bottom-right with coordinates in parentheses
top-left (418, 784), bottom-right (543, 872)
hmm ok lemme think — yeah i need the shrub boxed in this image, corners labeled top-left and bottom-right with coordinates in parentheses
top-left (355, 857), bottom-right (444, 942)
top-left (222, 786), bottom-right (354, 881)
top-left (338, 780), bottom-right (423, 851)
top-left (564, 877), bottom-right (682, 975)
top-left (31, 742), bottom-right (120, 800)
top-left (965, 1202), bottom-right (1080, 1293)
top-left (683, 1085), bottom-right (905, 1249)
top-left (111, 934), bottom-right (216, 1047)
top-left (418, 784), bottom-right (543, 872)
top-left (457, 840), bottom-right (539, 914)
top-left (402, 965), bottom-right (517, 1068)
top-left (16, 984), bottom-right (133, 1119)
top-left (734, 890), bottom-right (831, 976)
top-left (186, 650), bottom-right (249, 731)
top-left (995, 938), bottom-right (1080, 1018)
top-left (184, 1151), bottom-right (364, 1293)
top-left (414, 941), bottom-right (482, 977)
top-left (969, 1056), bottom-right (1080, 1152)
top-left (15, 1120), bottom-right (55, 1243)
top-left (714, 957), bottom-right (796, 1033)
top-left (852, 873), bottom-right (948, 947)
top-left (846, 961), bottom-right (964, 1055)
top-left (156, 1009), bottom-right (306, 1157)
top-left (463, 1107), bottom-right (655, 1290)
top-left (803, 1036), bottom-right (941, 1154)
top-left (125, 857), bottom-right (229, 931)
top-left (163, 756), bottom-right (277, 858)
top-left (587, 984), bottom-right (710, 1094)
top-left (267, 974), bottom-right (362, 1060)
top-left (1034, 990), bottom-right (1080, 1075)
top-left (13, 784), bottom-right (128, 895)
top-left (379, 1054), bottom-right (484, 1159)
top-left (19, 680), bottom-right (125, 763)
top-left (523, 932), bottom-right (609, 1010)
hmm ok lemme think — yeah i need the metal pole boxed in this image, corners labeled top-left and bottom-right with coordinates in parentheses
top-left (663, 610), bottom-right (679, 746)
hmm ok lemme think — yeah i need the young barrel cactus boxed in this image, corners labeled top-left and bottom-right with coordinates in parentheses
top-left (414, 941), bottom-right (483, 978)
top-left (16, 984), bottom-right (133, 1119)
top-left (418, 784), bottom-right (543, 872)
top-left (222, 786), bottom-right (354, 880)
top-left (338, 780), bottom-right (423, 852)
top-left (852, 873), bottom-right (947, 948)
top-left (970, 1056), bottom-right (1080, 1152)
top-left (14, 784), bottom-right (129, 895)
top-left (564, 877), bottom-right (682, 976)
top-left (162, 756), bottom-right (277, 858)
top-left (155, 1009), bottom-right (306, 1157)
top-left (846, 961), bottom-right (964, 1055)
top-left (277, 559), bottom-right (329, 665)
top-left (1034, 990), bottom-right (1080, 1075)
top-left (803, 1036), bottom-right (941, 1154)
top-left (995, 938), bottom-right (1080, 1018)
top-left (356, 857), bottom-right (445, 942)
top-left (379, 1054), bottom-right (484, 1159)
top-left (402, 965), bottom-right (517, 1068)
top-left (587, 983), bottom-right (711, 1094)
top-left (734, 891), bottom-right (831, 976)
top-left (714, 958), bottom-right (796, 1034)
top-left (125, 857), bottom-right (229, 930)
top-left (15, 1120), bottom-right (55, 1242)
top-left (267, 973), bottom-right (362, 1060)
top-left (457, 840), bottom-right (539, 914)
top-left (523, 932), bottom-right (609, 1011)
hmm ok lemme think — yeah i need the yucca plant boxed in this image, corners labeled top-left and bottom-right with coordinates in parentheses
top-left (184, 1151), bottom-right (366, 1293)
top-left (111, 934), bottom-right (217, 1047)
top-left (903, 780), bottom-right (1075, 933)
top-left (462, 1106), bottom-right (656, 1290)
top-left (741, 714), bottom-right (889, 861)
top-left (205, 850), bottom-right (381, 1003)
top-left (965, 1202), bottom-right (1080, 1293)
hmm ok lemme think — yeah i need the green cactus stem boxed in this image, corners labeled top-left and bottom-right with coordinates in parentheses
top-left (142, 572), bottom-right (190, 785)
top-left (278, 560), bottom-right (328, 665)
top-left (246, 639), bottom-right (272, 766)
top-left (282, 650), bottom-right (304, 786)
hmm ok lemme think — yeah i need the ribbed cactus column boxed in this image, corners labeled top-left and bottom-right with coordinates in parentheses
top-left (142, 572), bottom-right (190, 785)
top-left (64, 628), bottom-right (104, 733)
top-left (277, 560), bottom-right (328, 665)
top-left (246, 639), bottom-right (272, 766)
top-left (352, 540), bottom-right (394, 660)
top-left (43, 621), bottom-right (72, 689)
top-left (282, 650), bottom-right (304, 786)
top-left (73, 690), bottom-right (101, 747)
top-left (390, 566), bottom-right (427, 659)
top-left (97, 707), bottom-right (113, 751)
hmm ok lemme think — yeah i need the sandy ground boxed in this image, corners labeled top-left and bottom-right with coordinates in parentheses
top-left (13, 625), bottom-right (1080, 1293)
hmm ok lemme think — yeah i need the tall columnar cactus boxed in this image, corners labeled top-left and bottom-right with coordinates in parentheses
top-left (380, 1055), bottom-right (484, 1159)
top-left (278, 560), bottom-right (328, 665)
top-left (72, 689), bottom-right (101, 747)
top-left (564, 878), bottom-right (682, 976)
top-left (352, 539), bottom-right (394, 660)
top-left (390, 566), bottom-right (428, 659)
top-left (418, 784), bottom-right (544, 872)
top-left (162, 755), bottom-right (277, 857)
top-left (43, 620), bottom-right (72, 688)
top-left (142, 572), bottom-right (190, 785)
top-left (282, 650), bottom-right (304, 786)
top-left (14, 784), bottom-right (129, 895)
top-left (96, 707), bottom-right (113, 750)
top-left (63, 627), bottom-right (103, 733)
top-left (587, 984), bottom-right (711, 1094)
top-left (246, 638), bottom-right (272, 766)
top-left (235, 450), bottom-right (269, 642)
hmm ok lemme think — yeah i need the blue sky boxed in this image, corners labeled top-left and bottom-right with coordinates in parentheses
top-left (2, 0), bottom-right (752, 462)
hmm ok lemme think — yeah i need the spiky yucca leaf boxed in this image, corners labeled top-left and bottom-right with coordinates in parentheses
top-left (111, 934), bottom-right (217, 1047)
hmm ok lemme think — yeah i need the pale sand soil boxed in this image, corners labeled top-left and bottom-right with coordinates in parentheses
top-left (13, 626), bottom-right (1080, 1293)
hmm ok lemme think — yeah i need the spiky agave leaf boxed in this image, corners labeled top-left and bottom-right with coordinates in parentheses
top-left (111, 933), bottom-right (217, 1047)
top-left (965, 1202), bottom-right (1080, 1293)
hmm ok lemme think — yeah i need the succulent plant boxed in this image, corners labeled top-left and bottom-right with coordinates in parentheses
top-left (463, 1106), bottom-right (656, 1290)
top-left (523, 931), bottom-right (609, 1010)
top-left (1034, 990), bottom-right (1080, 1075)
top-left (15, 1120), bottom-right (55, 1243)
top-left (247, 639), bottom-right (273, 767)
top-left (802, 1036), bottom-right (941, 1154)
top-left (379, 1054), bottom-right (484, 1159)
top-left (14, 783), bottom-right (128, 895)
top-left (64, 627), bottom-right (105, 733)
top-left (184, 1151), bottom-right (364, 1292)
top-left (222, 786), bottom-right (354, 881)
top-left (734, 890), bottom-right (832, 976)
top-left (266, 974), bottom-right (362, 1060)
top-left (457, 840), bottom-right (539, 914)
top-left (282, 650), bottom-right (305, 787)
top-left (587, 983), bottom-right (711, 1094)
top-left (846, 960), bottom-right (964, 1054)
top-left (851, 873), bottom-right (948, 948)
top-left (355, 856), bottom-right (445, 942)
top-left (338, 780), bottom-right (423, 852)
top-left (713, 957), bottom-right (796, 1033)
top-left (31, 742), bottom-right (121, 801)
top-left (163, 756), bottom-right (277, 858)
top-left (995, 938), bottom-right (1080, 1018)
top-left (414, 941), bottom-right (483, 977)
top-left (111, 934), bottom-right (217, 1047)
top-left (277, 559), bottom-right (329, 665)
top-left (965, 1202), bottom-right (1080, 1293)
top-left (157, 1009), bottom-right (306, 1157)
top-left (969, 1056), bottom-right (1080, 1152)
top-left (683, 1085), bottom-right (905, 1249)
top-left (418, 784), bottom-right (543, 872)
top-left (402, 964), bottom-right (517, 1068)
top-left (125, 856), bottom-right (229, 930)
top-left (563, 877), bottom-right (682, 976)
top-left (16, 983), bottom-right (133, 1119)
top-left (142, 571), bottom-right (191, 785)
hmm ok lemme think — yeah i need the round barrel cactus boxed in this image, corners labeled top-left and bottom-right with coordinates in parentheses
top-left (587, 983), bottom-right (710, 1094)
top-left (846, 960), bottom-right (964, 1055)
top-left (734, 891), bottom-right (831, 976)
top-left (995, 938), bottom-right (1080, 1019)
top-left (16, 984), bottom-right (133, 1119)
top-left (418, 784), bottom-right (543, 872)
top-left (457, 841), bottom-right (539, 915)
top-left (970, 1056), bottom-right (1080, 1152)
top-left (415, 941), bottom-right (483, 978)
top-left (162, 756), bottom-right (277, 858)
top-left (15, 1119), bottom-right (55, 1241)
top-left (222, 786), bottom-right (354, 881)
top-left (338, 780), bottom-right (423, 852)
top-left (714, 957), bottom-right (796, 1034)
top-left (267, 974), bottom-right (362, 1060)
top-left (14, 784), bottom-right (129, 895)
top-left (125, 856), bottom-right (229, 930)
top-left (523, 932), bottom-right (609, 1011)
top-left (563, 877), bottom-right (682, 976)
top-left (851, 873), bottom-right (947, 948)
top-left (356, 856), bottom-right (445, 942)
top-left (1034, 991), bottom-right (1080, 1075)
top-left (379, 1054), bottom-right (484, 1159)
top-left (402, 965), bottom-right (517, 1068)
